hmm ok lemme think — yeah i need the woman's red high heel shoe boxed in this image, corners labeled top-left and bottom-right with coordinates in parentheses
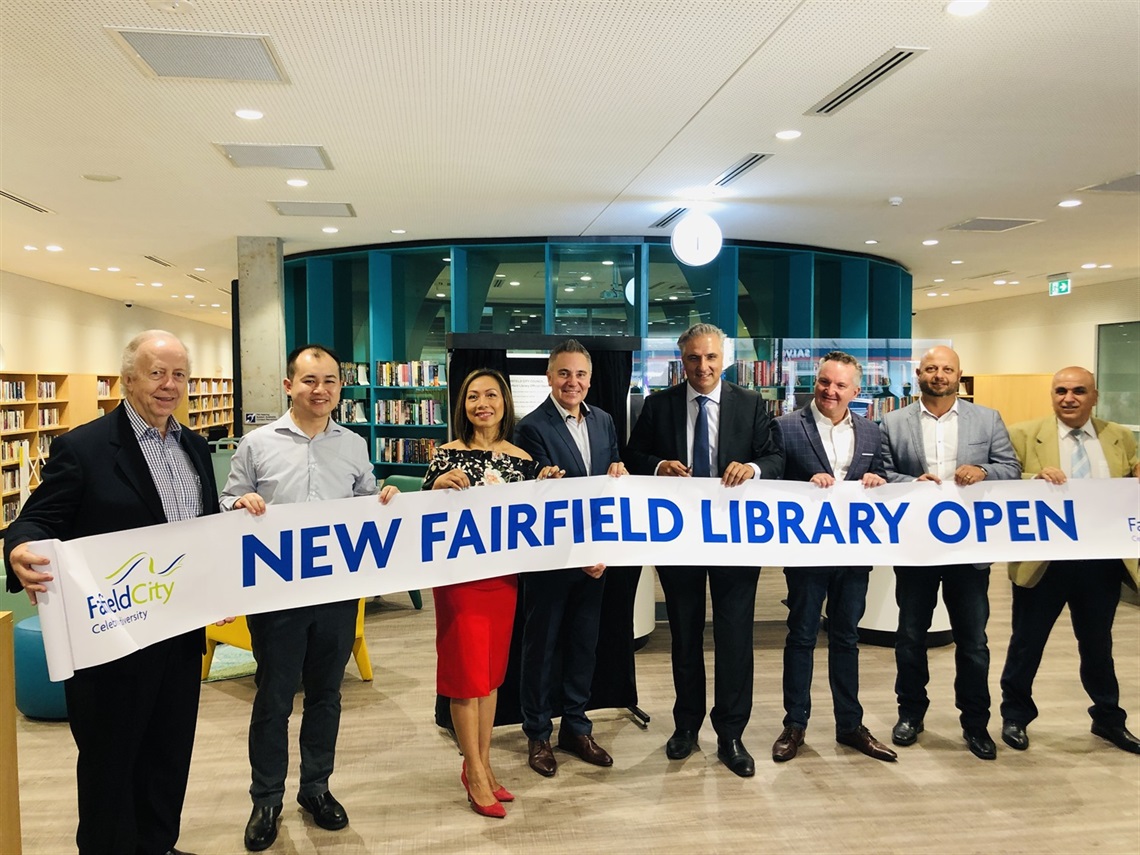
top-left (462, 762), bottom-right (515, 803)
top-left (461, 762), bottom-right (507, 818)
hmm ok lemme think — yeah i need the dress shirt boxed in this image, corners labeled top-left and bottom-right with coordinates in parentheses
top-left (1057, 419), bottom-right (1110, 478)
top-left (810, 399), bottom-right (855, 480)
top-left (918, 399), bottom-right (960, 480)
top-left (220, 411), bottom-right (377, 509)
top-left (549, 395), bottom-right (592, 473)
top-left (123, 400), bottom-right (202, 522)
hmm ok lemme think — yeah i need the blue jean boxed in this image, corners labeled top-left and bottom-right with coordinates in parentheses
top-left (782, 567), bottom-right (869, 734)
top-left (894, 565), bottom-right (991, 728)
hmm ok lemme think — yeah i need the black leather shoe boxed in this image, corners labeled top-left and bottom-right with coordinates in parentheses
top-left (963, 727), bottom-right (997, 760)
top-left (244, 805), bottom-right (282, 852)
top-left (297, 791), bottom-right (349, 831)
top-left (665, 729), bottom-right (699, 760)
top-left (891, 718), bottom-right (924, 746)
top-left (1091, 722), bottom-right (1140, 754)
top-left (1001, 720), bottom-right (1029, 751)
top-left (716, 738), bottom-right (756, 777)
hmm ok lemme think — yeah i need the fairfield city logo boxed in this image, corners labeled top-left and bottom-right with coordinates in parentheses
top-left (85, 552), bottom-right (185, 631)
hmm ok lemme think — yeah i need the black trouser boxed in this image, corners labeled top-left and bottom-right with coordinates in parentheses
top-left (247, 600), bottom-right (357, 807)
top-left (657, 565), bottom-right (760, 741)
top-left (65, 630), bottom-right (202, 855)
top-left (1000, 558), bottom-right (1127, 729)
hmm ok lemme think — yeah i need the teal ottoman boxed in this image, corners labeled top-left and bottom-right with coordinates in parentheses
top-left (13, 616), bottom-right (68, 720)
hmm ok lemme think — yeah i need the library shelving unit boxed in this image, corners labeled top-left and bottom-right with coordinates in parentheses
top-left (96, 374), bottom-right (121, 417)
top-left (185, 377), bottom-right (234, 437)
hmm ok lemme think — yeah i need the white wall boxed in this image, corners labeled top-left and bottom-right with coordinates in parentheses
top-left (912, 277), bottom-right (1140, 374)
top-left (0, 270), bottom-right (232, 376)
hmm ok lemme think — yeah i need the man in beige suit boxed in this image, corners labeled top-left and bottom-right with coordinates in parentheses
top-left (999, 366), bottom-right (1140, 754)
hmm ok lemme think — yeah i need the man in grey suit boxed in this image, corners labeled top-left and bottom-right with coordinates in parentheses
top-left (880, 345), bottom-right (1020, 760)
top-left (515, 339), bottom-right (627, 777)
top-left (625, 323), bottom-right (784, 777)
top-left (770, 351), bottom-right (896, 764)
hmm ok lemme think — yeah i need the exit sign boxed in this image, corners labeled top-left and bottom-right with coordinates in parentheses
top-left (1048, 276), bottom-right (1071, 297)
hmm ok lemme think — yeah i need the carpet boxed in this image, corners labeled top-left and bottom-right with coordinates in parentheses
top-left (204, 643), bottom-right (257, 682)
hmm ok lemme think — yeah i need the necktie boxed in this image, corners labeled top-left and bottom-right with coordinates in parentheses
top-left (692, 396), bottom-right (711, 477)
top-left (1070, 428), bottom-right (1090, 479)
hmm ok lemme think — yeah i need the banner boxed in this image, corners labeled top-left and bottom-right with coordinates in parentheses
top-left (29, 476), bottom-right (1140, 680)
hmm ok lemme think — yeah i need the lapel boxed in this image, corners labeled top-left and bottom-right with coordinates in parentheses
top-left (542, 398), bottom-right (587, 476)
top-left (671, 384), bottom-right (689, 465)
top-left (848, 416), bottom-right (877, 479)
top-left (716, 383), bottom-right (735, 474)
top-left (906, 403), bottom-right (926, 465)
top-left (798, 405), bottom-right (832, 475)
top-left (1034, 417), bottom-right (1061, 470)
top-left (112, 406), bottom-right (168, 525)
top-left (955, 399), bottom-right (973, 462)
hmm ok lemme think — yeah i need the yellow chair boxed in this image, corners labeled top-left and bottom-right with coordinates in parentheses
top-left (202, 599), bottom-right (373, 681)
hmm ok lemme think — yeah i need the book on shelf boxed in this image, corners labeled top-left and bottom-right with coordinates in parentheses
top-left (335, 400), bottom-right (370, 424)
top-left (0, 380), bottom-right (27, 401)
top-left (375, 398), bottom-right (444, 426)
top-left (36, 380), bottom-right (58, 399)
top-left (375, 360), bottom-right (445, 388)
top-left (1, 409), bottom-right (27, 431)
top-left (340, 362), bottom-right (371, 386)
top-left (374, 436), bottom-right (437, 464)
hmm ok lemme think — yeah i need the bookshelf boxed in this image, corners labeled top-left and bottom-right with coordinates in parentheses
top-left (184, 376), bottom-right (234, 437)
top-left (371, 361), bottom-right (447, 471)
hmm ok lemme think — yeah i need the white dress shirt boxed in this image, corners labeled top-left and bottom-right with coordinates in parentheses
top-left (1057, 419), bottom-right (1110, 478)
top-left (919, 399), bottom-right (959, 480)
top-left (550, 395), bottom-right (592, 473)
top-left (810, 399), bottom-right (855, 480)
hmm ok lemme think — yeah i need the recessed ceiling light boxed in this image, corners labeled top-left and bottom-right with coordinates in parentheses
top-left (23, 245), bottom-right (37, 251)
top-left (775, 129), bottom-right (802, 140)
top-left (941, 292), bottom-right (949, 296)
top-left (194, 267), bottom-right (205, 272)
top-left (82, 173), bottom-right (121, 182)
top-left (521, 319), bottom-right (528, 324)
top-left (107, 266), bottom-right (120, 272)
top-left (136, 282), bottom-right (146, 287)
top-left (286, 178), bottom-right (308, 187)
top-left (509, 280), bottom-right (520, 286)
top-left (496, 273), bottom-right (506, 278)
top-left (927, 292), bottom-right (938, 297)
top-left (934, 278), bottom-right (945, 283)
top-left (564, 287), bottom-right (575, 292)
top-left (89, 267), bottom-right (101, 271)
top-left (322, 226), bottom-right (339, 234)
top-left (171, 294), bottom-right (179, 299)
top-left (1057, 199), bottom-right (1082, 208)
top-left (946, 0), bottom-right (989, 17)
top-left (442, 257), bottom-right (451, 262)
top-left (529, 314), bottom-right (537, 318)
top-left (1099, 263), bottom-right (1113, 268)
top-left (46, 245), bottom-right (63, 252)
top-left (235, 109), bottom-right (263, 120)
top-left (602, 260), bottom-right (614, 266)
top-left (222, 310), bottom-right (228, 315)
top-left (210, 303), bottom-right (221, 308)
top-left (993, 279), bottom-right (1007, 285)
top-left (951, 259), bottom-right (963, 264)
top-left (864, 239), bottom-right (878, 245)
top-left (580, 275), bottom-right (592, 282)
top-left (668, 295), bottom-right (678, 301)
top-left (391, 229), bottom-right (406, 235)
top-left (435, 292), bottom-right (445, 298)
top-left (186, 294), bottom-right (195, 300)
top-left (198, 303), bottom-right (206, 307)
top-left (1081, 262), bottom-right (1097, 269)
top-left (1009, 280), bottom-right (1020, 285)
top-left (922, 239), bottom-right (939, 246)
top-left (150, 282), bottom-right (163, 287)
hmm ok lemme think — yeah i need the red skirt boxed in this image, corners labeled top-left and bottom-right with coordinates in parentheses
top-left (433, 574), bottom-right (518, 698)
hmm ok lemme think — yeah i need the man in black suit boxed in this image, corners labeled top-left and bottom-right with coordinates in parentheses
top-left (625, 323), bottom-right (783, 777)
top-left (4, 330), bottom-right (219, 855)
top-left (770, 351), bottom-right (896, 764)
top-left (515, 339), bottom-right (627, 776)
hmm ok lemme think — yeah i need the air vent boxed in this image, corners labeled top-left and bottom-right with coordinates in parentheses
top-left (945, 218), bottom-right (1041, 233)
top-left (270, 201), bottom-right (356, 218)
top-left (807, 46), bottom-right (928, 116)
top-left (185, 273), bottom-right (210, 283)
top-left (108, 28), bottom-right (288, 82)
top-left (144, 255), bottom-right (174, 267)
top-left (649, 207), bottom-right (688, 229)
top-left (1079, 172), bottom-right (1140, 194)
top-left (712, 153), bottom-right (773, 187)
top-left (216, 143), bottom-right (332, 170)
top-left (0, 189), bottom-right (53, 213)
top-left (966, 270), bottom-right (1013, 281)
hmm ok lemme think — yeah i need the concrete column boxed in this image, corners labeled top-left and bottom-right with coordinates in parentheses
top-left (236, 236), bottom-right (287, 434)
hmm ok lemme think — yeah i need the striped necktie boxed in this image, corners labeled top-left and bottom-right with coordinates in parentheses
top-left (1070, 428), bottom-right (1091, 479)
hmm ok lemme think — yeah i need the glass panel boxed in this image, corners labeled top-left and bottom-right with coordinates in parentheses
top-left (646, 244), bottom-right (716, 337)
top-left (391, 247), bottom-right (450, 360)
top-left (466, 244), bottom-right (546, 334)
top-left (1097, 321), bottom-right (1140, 439)
top-left (552, 243), bottom-right (639, 336)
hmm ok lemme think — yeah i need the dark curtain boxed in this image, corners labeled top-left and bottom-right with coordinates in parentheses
top-left (447, 347), bottom-right (509, 422)
top-left (583, 349), bottom-right (633, 456)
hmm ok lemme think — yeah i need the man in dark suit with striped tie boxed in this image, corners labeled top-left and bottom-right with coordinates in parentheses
top-left (625, 323), bottom-right (784, 777)
top-left (770, 351), bottom-right (896, 764)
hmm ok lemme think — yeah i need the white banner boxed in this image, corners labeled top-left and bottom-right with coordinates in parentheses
top-left (29, 476), bottom-right (1140, 680)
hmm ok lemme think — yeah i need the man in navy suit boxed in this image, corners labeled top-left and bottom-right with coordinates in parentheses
top-left (770, 351), bottom-right (897, 764)
top-left (515, 339), bottom-right (627, 776)
top-left (625, 323), bottom-right (784, 777)
top-left (4, 330), bottom-right (219, 855)
top-left (880, 345), bottom-right (1020, 760)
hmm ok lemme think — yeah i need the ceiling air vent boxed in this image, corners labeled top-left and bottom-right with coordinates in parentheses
top-left (108, 28), bottom-right (288, 82)
top-left (144, 255), bottom-right (174, 267)
top-left (185, 273), bottom-right (210, 283)
top-left (270, 201), bottom-right (356, 218)
top-left (946, 218), bottom-right (1041, 233)
top-left (0, 189), bottom-right (53, 213)
top-left (217, 143), bottom-right (332, 170)
top-left (712, 153), bottom-right (773, 187)
top-left (649, 207), bottom-right (688, 229)
top-left (966, 270), bottom-right (1013, 281)
top-left (807, 46), bottom-right (928, 116)
top-left (1078, 172), bottom-right (1140, 194)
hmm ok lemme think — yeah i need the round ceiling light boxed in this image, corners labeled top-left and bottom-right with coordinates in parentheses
top-left (670, 211), bottom-right (723, 267)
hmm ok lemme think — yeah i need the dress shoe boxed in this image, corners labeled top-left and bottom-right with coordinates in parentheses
top-left (716, 738), bottom-right (756, 777)
top-left (963, 727), bottom-right (997, 760)
top-left (462, 761), bottom-right (515, 802)
top-left (468, 793), bottom-right (507, 819)
top-left (1091, 722), bottom-right (1140, 754)
top-left (297, 790), bottom-right (349, 831)
top-left (836, 726), bottom-right (898, 762)
top-left (665, 729), bottom-right (699, 760)
top-left (891, 718), bottom-right (924, 746)
top-left (1001, 720), bottom-right (1029, 751)
top-left (771, 725), bottom-right (805, 762)
top-left (528, 738), bottom-right (558, 777)
top-left (557, 732), bottom-right (614, 767)
top-left (243, 804), bottom-right (282, 852)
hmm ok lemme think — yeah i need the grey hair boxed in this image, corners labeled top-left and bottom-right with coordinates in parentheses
top-left (677, 323), bottom-right (726, 351)
top-left (547, 338), bottom-right (592, 371)
top-left (819, 350), bottom-right (863, 384)
top-left (121, 330), bottom-right (191, 378)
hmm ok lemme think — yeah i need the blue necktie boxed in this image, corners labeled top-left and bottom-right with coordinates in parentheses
top-left (692, 396), bottom-right (711, 477)
top-left (1070, 428), bottom-right (1091, 479)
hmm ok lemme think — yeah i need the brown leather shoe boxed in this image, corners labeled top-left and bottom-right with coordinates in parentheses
top-left (557, 732), bottom-right (614, 767)
top-left (836, 725), bottom-right (898, 762)
top-left (771, 725), bottom-right (805, 762)
top-left (528, 738), bottom-right (557, 776)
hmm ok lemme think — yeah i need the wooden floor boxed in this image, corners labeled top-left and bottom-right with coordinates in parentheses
top-left (15, 568), bottom-right (1140, 855)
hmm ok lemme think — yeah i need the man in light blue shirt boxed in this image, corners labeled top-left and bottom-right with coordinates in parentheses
top-left (222, 344), bottom-right (396, 852)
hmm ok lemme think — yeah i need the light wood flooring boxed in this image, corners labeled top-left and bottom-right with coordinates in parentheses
top-left (14, 568), bottom-right (1140, 855)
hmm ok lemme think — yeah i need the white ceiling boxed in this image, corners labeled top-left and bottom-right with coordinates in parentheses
top-left (1, 0), bottom-right (1137, 330)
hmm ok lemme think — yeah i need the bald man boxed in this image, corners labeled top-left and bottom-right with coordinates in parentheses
top-left (998, 367), bottom-right (1140, 754)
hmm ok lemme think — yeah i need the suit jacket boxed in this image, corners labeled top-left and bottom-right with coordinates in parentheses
top-left (1007, 416), bottom-right (1139, 588)
top-left (625, 381), bottom-right (784, 479)
top-left (515, 396), bottom-right (621, 477)
top-left (775, 405), bottom-right (886, 483)
top-left (4, 404), bottom-right (220, 593)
